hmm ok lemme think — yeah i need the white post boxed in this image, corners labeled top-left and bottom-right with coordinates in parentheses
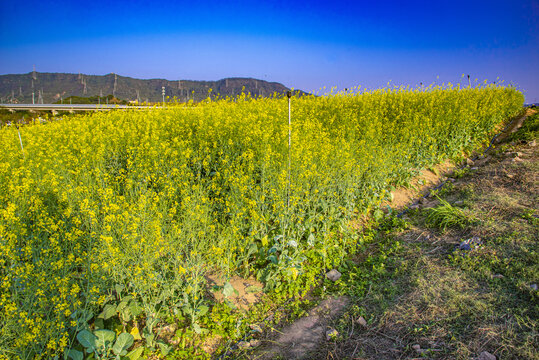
top-left (17, 124), bottom-right (24, 155)
top-left (287, 91), bottom-right (292, 210)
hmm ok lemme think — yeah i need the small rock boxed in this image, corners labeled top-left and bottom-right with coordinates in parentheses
top-left (326, 269), bottom-right (342, 282)
top-left (356, 316), bottom-right (367, 327)
top-left (479, 351), bottom-right (497, 360)
top-left (249, 324), bottom-right (263, 333)
top-left (409, 204), bottom-right (420, 210)
top-left (454, 200), bottom-right (464, 206)
top-left (458, 236), bottom-right (482, 250)
top-left (471, 166), bottom-right (479, 171)
top-left (506, 173), bottom-right (514, 179)
top-left (530, 283), bottom-right (538, 291)
top-left (447, 177), bottom-right (456, 183)
top-left (412, 344), bottom-right (421, 352)
top-left (419, 197), bottom-right (428, 205)
top-left (326, 328), bottom-right (338, 340)
top-left (529, 139), bottom-right (537, 147)
top-left (466, 158), bottom-right (475, 166)
top-left (511, 157), bottom-right (523, 163)
top-left (237, 341), bottom-right (251, 349)
top-left (249, 339), bottom-right (261, 347)
top-left (492, 274), bottom-right (504, 279)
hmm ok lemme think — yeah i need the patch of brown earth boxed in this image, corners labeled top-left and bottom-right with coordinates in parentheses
top-left (388, 159), bottom-right (454, 209)
top-left (254, 296), bottom-right (350, 359)
top-left (206, 274), bottom-right (264, 311)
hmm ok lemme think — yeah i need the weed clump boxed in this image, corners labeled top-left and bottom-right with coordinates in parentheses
top-left (425, 197), bottom-right (477, 230)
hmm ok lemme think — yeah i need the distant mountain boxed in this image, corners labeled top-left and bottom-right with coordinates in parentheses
top-left (0, 72), bottom-right (303, 103)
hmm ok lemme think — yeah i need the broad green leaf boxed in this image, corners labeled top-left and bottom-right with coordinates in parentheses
top-left (223, 282), bottom-right (235, 298)
top-left (116, 299), bottom-right (128, 313)
top-left (114, 284), bottom-right (124, 295)
top-left (76, 330), bottom-right (97, 352)
top-left (247, 243), bottom-right (258, 255)
top-left (129, 301), bottom-right (143, 317)
top-left (158, 341), bottom-right (172, 356)
top-left (112, 332), bottom-right (134, 356)
top-left (125, 347), bottom-right (144, 360)
top-left (94, 329), bottom-right (116, 349)
top-left (67, 349), bottom-right (83, 360)
top-left (192, 322), bottom-right (202, 334)
top-left (197, 305), bottom-right (209, 317)
top-left (268, 255), bottom-right (278, 264)
top-left (98, 304), bottom-right (117, 320)
top-left (93, 318), bottom-right (104, 330)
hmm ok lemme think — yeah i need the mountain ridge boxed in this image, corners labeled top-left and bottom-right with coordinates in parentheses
top-left (0, 72), bottom-right (303, 103)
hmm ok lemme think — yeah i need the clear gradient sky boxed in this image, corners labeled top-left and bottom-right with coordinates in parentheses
top-left (1, 0), bottom-right (538, 102)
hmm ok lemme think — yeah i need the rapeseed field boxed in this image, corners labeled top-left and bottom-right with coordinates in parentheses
top-left (0, 85), bottom-right (523, 359)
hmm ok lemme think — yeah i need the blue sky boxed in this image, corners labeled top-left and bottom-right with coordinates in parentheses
top-left (1, 0), bottom-right (538, 101)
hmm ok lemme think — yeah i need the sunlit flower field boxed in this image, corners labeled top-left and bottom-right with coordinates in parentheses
top-left (0, 85), bottom-right (523, 359)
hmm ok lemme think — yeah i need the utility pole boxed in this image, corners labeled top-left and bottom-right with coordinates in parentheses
top-left (113, 74), bottom-right (117, 98)
top-left (162, 86), bottom-right (165, 103)
top-left (467, 74), bottom-right (471, 87)
top-left (31, 79), bottom-right (35, 104)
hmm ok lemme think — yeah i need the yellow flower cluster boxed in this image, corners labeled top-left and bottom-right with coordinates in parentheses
top-left (0, 84), bottom-right (523, 357)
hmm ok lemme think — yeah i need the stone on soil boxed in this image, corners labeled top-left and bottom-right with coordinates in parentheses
top-left (326, 269), bottom-right (342, 282)
top-left (356, 316), bottom-right (367, 327)
top-left (237, 341), bottom-right (251, 349)
top-left (479, 351), bottom-right (497, 360)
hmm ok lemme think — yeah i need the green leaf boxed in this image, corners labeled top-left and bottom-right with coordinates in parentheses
top-left (222, 282), bottom-right (235, 298)
top-left (192, 322), bottom-right (203, 334)
top-left (129, 301), bottom-right (143, 317)
top-left (76, 330), bottom-right (97, 352)
top-left (268, 255), bottom-right (278, 264)
top-left (99, 304), bottom-right (117, 320)
top-left (116, 299), bottom-right (129, 313)
top-left (94, 329), bottom-right (116, 349)
top-left (67, 349), bottom-right (83, 360)
top-left (94, 318), bottom-right (104, 330)
top-left (114, 284), bottom-right (125, 295)
top-left (158, 341), bottom-right (172, 356)
top-left (247, 243), bottom-right (258, 256)
top-left (112, 332), bottom-right (134, 356)
top-left (197, 305), bottom-right (209, 317)
top-left (125, 347), bottom-right (144, 360)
